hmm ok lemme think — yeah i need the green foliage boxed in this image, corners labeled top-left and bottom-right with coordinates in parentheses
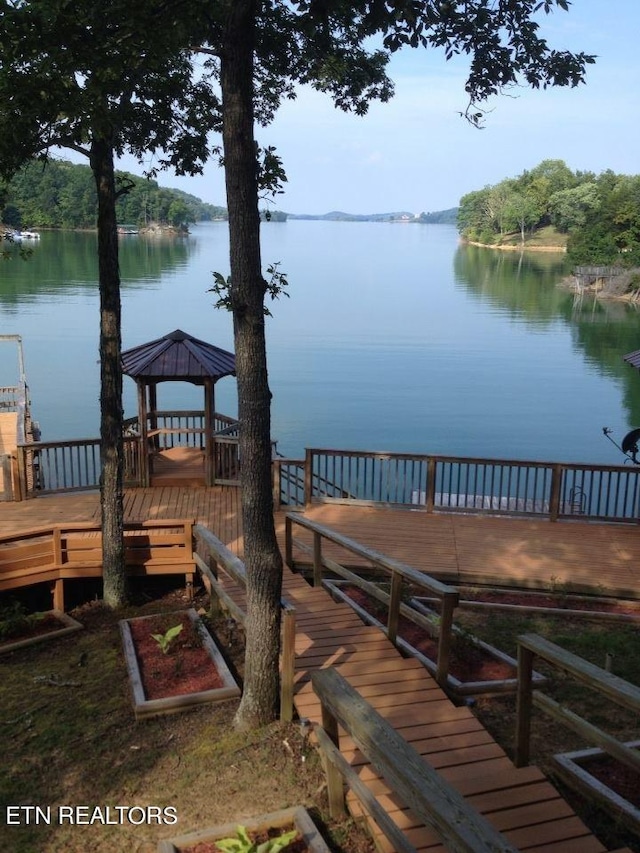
top-left (210, 262), bottom-right (289, 317)
top-left (1, 159), bottom-right (224, 230)
top-left (215, 825), bottom-right (298, 853)
top-left (459, 160), bottom-right (640, 265)
top-left (0, 601), bottom-right (30, 641)
top-left (150, 623), bottom-right (183, 655)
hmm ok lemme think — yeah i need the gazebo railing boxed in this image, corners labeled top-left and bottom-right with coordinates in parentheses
top-left (124, 411), bottom-right (239, 450)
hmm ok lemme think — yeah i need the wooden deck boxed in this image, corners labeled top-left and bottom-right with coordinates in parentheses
top-left (288, 503), bottom-right (640, 599)
top-left (1, 486), bottom-right (637, 850)
top-left (2, 487), bottom-right (640, 598)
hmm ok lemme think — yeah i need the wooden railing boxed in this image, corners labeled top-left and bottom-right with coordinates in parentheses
top-left (515, 633), bottom-right (640, 773)
top-left (193, 523), bottom-right (296, 722)
top-left (10, 425), bottom-right (640, 525)
top-left (15, 436), bottom-right (141, 496)
top-left (296, 448), bottom-right (640, 523)
top-left (124, 410), bottom-right (240, 450)
top-left (312, 668), bottom-right (517, 852)
top-left (285, 513), bottom-right (458, 686)
top-left (272, 457), bottom-right (306, 507)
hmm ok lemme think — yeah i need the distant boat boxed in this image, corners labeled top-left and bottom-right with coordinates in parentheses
top-left (117, 226), bottom-right (139, 235)
top-left (20, 230), bottom-right (41, 240)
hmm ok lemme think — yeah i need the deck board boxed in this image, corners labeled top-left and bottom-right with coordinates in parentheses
top-left (2, 487), bottom-right (640, 597)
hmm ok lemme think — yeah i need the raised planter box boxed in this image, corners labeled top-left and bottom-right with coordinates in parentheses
top-left (157, 806), bottom-right (332, 853)
top-left (553, 741), bottom-right (640, 837)
top-left (120, 608), bottom-right (241, 719)
top-left (0, 609), bottom-right (83, 655)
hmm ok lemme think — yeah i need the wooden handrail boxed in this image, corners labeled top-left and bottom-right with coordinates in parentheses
top-left (286, 513), bottom-right (458, 686)
top-left (515, 633), bottom-right (640, 771)
top-left (312, 668), bottom-right (517, 853)
top-left (193, 523), bottom-right (296, 721)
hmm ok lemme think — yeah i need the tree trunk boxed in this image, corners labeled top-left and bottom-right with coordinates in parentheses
top-left (221, 0), bottom-right (283, 728)
top-left (90, 136), bottom-right (127, 608)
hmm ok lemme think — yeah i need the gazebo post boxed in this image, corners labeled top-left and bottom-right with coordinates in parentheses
top-left (148, 383), bottom-right (158, 452)
top-left (204, 379), bottom-right (215, 487)
top-left (137, 380), bottom-right (150, 487)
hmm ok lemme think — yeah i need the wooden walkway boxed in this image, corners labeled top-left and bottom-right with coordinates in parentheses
top-left (214, 558), bottom-right (626, 852)
top-left (2, 487), bottom-right (640, 598)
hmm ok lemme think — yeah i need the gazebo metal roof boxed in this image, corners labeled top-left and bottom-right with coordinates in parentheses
top-left (121, 329), bottom-right (235, 384)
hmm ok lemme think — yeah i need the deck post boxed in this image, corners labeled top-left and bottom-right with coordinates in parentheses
top-left (137, 381), bottom-right (150, 487)
top-left (304, 448), bottom-right (313, 506)
top-left (51, 578), bottom-right (65, 612)
top-left (285, 515), bottom-right (293, 568)
top-left (204, 380), bottom-right (215, 486)
top-left (280, 607), bottom-right (296, 722)
top-left (16, 445), bottom-right (27, 500)
top-left (515, 641), bottom-right (535, 767)
top-left (549, 463), bottom-right (562, 522)
top-left (319, 697), bottom-right (346, 818)
top-left (426, 456), bottom-right (436, 513)
top-left (435, 590), bottom-right (457, 686)
top-left (313, 531), bottom-right (323, 587)
top-left (387, 571), bottom-right (402, 644)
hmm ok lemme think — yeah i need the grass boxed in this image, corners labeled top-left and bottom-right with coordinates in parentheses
top-left (0, 587), bottom-right (373, 853)
top-left (496, 225), bottom-right (568, 249)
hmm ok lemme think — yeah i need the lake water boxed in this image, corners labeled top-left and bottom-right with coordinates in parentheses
top-left (1, 221), bottom-right (640, 466)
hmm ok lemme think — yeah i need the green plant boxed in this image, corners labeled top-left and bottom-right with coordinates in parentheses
top-left (150, 623), bottom-right (183, 655)
top-left (216, 825), bottom-right (298, 853)
top-left (0, 601), bottom-right (31, 641)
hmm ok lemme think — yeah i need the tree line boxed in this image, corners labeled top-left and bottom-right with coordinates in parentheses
top-left (458, 159), bottom-right (640, 266)
top-left (0, 159), bottom-right (226, 230)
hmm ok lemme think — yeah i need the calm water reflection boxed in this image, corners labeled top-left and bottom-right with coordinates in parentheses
top-left (1, 222), bottom-right (639, 464)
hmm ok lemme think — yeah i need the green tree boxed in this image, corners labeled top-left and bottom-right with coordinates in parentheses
top-left (458, 187), bottom-right (494, 242)
top-left (505, 190), bottom-right (542, 244)
top-left (549, 182), bottom-right (600, 233)
top-left (202, 0), bottom-right (593, 728)
top-left (519, 159), bottom-right (577, 224)
top-left (0, 1), bottom-right (218, 607)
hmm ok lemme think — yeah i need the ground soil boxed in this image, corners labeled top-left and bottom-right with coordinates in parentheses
top-left (457, 586), bottom-right (640, 616)
top-left (340, 585), bottom-right (514, 682)
top-left (586, 753), bottom-right (640, 809)
top-left (129, 613), bottom-right (224, 700)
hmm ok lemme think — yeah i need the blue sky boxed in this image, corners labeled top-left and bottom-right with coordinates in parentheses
top-left (115, 1), bottom-right (639, 215)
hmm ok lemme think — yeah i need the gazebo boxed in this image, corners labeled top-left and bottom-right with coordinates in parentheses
top-left (121, 329), bottom-right (236, 486)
